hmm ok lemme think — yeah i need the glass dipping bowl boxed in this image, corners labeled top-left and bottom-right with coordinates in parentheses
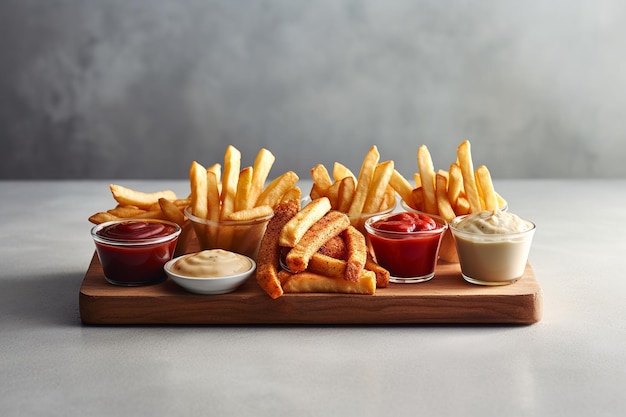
top-left (450, 213), bottom-right (535, 286)
top-left (91, 219), bottom-right (182, 286)
top-left (184, 207), bottom-right (273, 261)
top-left (365, 211), bottom-right (448, 283)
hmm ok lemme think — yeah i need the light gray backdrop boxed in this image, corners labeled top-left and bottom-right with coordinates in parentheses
top-left (1, 0), bottom-right (625, 180)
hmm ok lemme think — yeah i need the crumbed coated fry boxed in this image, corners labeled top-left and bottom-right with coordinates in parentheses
top-left (308, 252), bottom-right (346, 278)
top-left (365, 253), bottom-right (390, 288)
top-left (284, 211), bottom-right (350, 273)
top-left (255, 200), bottom-right (299, 299)
top-left (342, 226), bottom-right (366, 282)
top-left (281, 270), bottom-right (376, 295)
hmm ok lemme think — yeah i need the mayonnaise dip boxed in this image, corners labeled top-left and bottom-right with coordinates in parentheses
top-left (450, 211), bottom-right (535, 285)
top-left (171, 249), bottom-right (252, 278)
top-left (453, 210), bottom-right (531, 235)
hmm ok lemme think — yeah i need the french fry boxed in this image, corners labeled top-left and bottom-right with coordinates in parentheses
top-left (107, 206), bottom-right (146, 218)
top-left (256, 171), bottom-right (299, 208)
top-left (219, 145), bottom-right (241, 220)
top-left (447, 163), bottom-right (463, 211)
top-left (333, 162), bottom-right (357, 182)
top-left (206, 163), bottom-right (221, 183)
top-left (475, 165), bottom-right (498, 211)
top-left (457, 140), bottom-right (482, 212)
top-left (310, 164), bottom-right (332, 199)
top-left (189, 161), bottom-right (208, 219)
top-left (389, 169), bottom-right (415, 210)
top-left (325, 180), bottom-right (342, 209)
top-left (279, 197), bottom-right (331, 247)
top-left (88, 212), bottom-right (119, 224)
top-left (362, 160), bottom-right (394, 214)
top-left (411, 187), bottom-right (425, 212)
top-left (342, 226), bottom-right (366, 282)
top-left (435, 172), bottom-right (456, 222)
top-left (158, 198), bottom-right (186, 226)
top-left (365, 253), bottom-right (390, 288)
top-left (282, 186), bottom-right (302, 203)
top-left (337, 176), bottom-right (355, 213)
top-left (225, 205), bottom-right (274, 221)
top-left (285, 211), bottom-right (350, 273)
top-left (234, 166), bottom-right (253, 212)
top-left (281, 269), bottom-right (376, 295)
top-left (347, 146), bottom-right (380, 224)
top-left (308, 252), bottom-right (346, 278)
top-left (109, 184), bottom-right (177, 210)
top-left (255, 200), bottom-right (300, 299)
top-left (417, 145), bottom-right (438, 214)
top-left (206, 170), bottom-right (220, 223)
top-left (249, 148), bottom-right (275, 207)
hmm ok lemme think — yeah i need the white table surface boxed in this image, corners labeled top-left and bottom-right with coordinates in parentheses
top-left (1, 179), bottom-right (624, 417)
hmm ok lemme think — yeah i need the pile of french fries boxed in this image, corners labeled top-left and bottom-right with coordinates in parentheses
top-left (309, 146), bottom-right (398, 232)
top-left (187, 145), bottom-right (300, 258)
top-left (255, 198), bottom-right (390, 299)
top-left (391, 140), bottom-right (507, 261)
top-left (88, 184), bottom-right (193, 255)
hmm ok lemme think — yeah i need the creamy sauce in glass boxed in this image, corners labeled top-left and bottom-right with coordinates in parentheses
top-left (454, 210), bottom-right (530, 234)
top-left (171, 249), bottom-right (252, 278)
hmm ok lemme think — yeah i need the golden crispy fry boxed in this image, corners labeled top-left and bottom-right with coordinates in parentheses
top-left (475, 165), bottom-right (498, 211)
top-left (173, 198), bottom-right (191, 207)
top-left (158, 198), bottom-right (186, 226)
top-left (411, 187), bottom-right (425, 212)
top-left (206, 170), bottom-right (220, 223)
top-left (332, 162), bottom-right (357, 182)
top-left (189, 161), bottom-right (208, 219)
top-left (414, 173), bottom-right (422, 188)
top-left (249, 148), bottom-right (275, 207)
top-left (417, 145), bottom-right (438, 214)
top-left (311, 164), bottom-right (332, 195)
top-left (342, 226), bottom-right (366, 282)
top-left (337, 176), bottom-right (355, 213)
top-left (281, 269), bottom-right (376, 295)
top-left (255, 200), bottom-right (300, 299)
top-left (281, 186), bottom-right (302, 203)
top-left (447, 162), bottom-right (463, 211)
top-left (206, 163), bottom-right (221, 183)
top-left (107, 206), bottom-right (146, 218)
top-left (256, 171), bottom-right (299, 208)
top-left (347, 146), bottom-right (380, 224)
top-left (456, 195), bottom-right (471, 215)
top-left (88, 212), bottom-right (119, 224)
top-left (130, 209), bottom-right (167, 220)
top-left (234, 166), bottom-right (253, 211)
top-left (382, 186), bottom-right (396, 211)
top-left (109, 184), bottom-right (177, 210)
top-left (435, 172), bottom-right (456, 222)
top-left (220, 145), bottom-right (241, 220)
top-left (457, 140), bottom-right (482, 212)
top-left (279, 197), bottom-right (331, 247)
top-left (225, 205), bottom-right (274, 221)
top-left (285, 210), bottom-right (350, 273)
top-left (389, 169), bottom-right (415, 210)
top-left (362, 160), bottom-right (394, 214)
top-left (496, 192), bottom-right (508, 210)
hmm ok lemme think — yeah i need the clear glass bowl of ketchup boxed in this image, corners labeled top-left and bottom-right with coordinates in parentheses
top-left (365, 211), bottom-right (448, 283)
top-left (91, 219), bottom-right (182, 286)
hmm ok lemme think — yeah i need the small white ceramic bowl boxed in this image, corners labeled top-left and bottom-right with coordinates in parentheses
top-left (164, 252), bottom-right (256, 295)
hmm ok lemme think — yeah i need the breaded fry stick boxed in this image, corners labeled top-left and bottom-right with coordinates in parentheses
top-left (365, 253), bottom-right (390, 288)
top-left (281, 269), bottom-right (376, 295)
top-left (342, 226), bottom-right (366, 282)
top-left (255, 200), bottom-right (299, 299)
top-left (284, 211), bottom-right (350, 273)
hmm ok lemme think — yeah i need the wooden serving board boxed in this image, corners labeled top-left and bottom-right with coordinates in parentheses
top-left (79, 252), bottom-right (542, 325)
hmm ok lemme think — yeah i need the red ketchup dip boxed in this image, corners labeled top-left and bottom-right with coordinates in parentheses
top-left (91, 220), bottom-right (181, 286)
top-left (365, 212), bottom-right (448, 283)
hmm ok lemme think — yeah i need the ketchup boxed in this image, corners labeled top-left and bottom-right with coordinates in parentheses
top-left (366, 212), bottom-right (447, 281)
top-left (92, 220), bottom-right (181, 286)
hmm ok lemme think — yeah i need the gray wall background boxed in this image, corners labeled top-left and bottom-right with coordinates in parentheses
top-left (1, 0), bottom-right (625, 180)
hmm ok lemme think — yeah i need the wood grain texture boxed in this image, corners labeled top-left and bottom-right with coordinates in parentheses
top-left (79, 252), bottom-right (542, 325)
